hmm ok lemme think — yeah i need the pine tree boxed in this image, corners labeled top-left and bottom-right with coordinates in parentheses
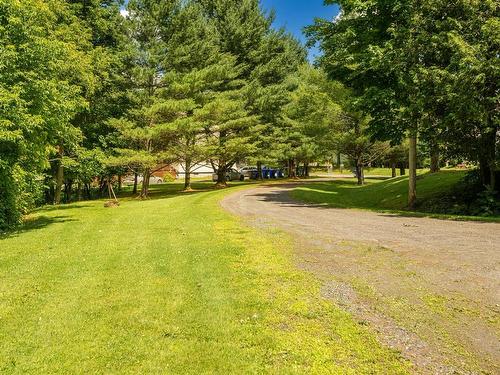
top-left (111, 0), bottom-right (180, 198)
top-left (248, 30), bottom-right (306, 178)
top-left (152, 3), bottom-right (231, 190)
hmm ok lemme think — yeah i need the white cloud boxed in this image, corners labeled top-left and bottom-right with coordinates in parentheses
top-left (120, 9), bottom-right (129, 18)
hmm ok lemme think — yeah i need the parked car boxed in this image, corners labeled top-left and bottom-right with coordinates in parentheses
top-left (212, 168), bottom-right (245, 182)
top-left (239, 166), bottom-right (257, 179)
top-left (123, 175), bottom-right (164, 185)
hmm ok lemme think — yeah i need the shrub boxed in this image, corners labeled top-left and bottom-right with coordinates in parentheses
top-left (418, 169), bottom-right (499, 217)
top-left (162, 171), bottom-right (176, 182)
top-left (0, 165), bottom-right (44, 230)
top-left (473, 186), bottom-right (500, 216)
top-left (0, 166), bottom-right (20, 230)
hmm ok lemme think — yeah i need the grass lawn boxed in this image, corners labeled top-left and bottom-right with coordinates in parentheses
top-left (0, 182), bottom-right (409, 374)
top-left (312, 167), bottom-right (428, 176)
top-left (291, 170), bottom-right (500, 222)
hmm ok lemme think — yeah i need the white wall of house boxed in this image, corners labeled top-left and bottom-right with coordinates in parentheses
top-left (173, 163), bottom-right (215, 179)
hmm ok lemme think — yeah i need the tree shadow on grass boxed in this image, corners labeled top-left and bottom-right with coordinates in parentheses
top-left (0, 215), bottom-right (77, 240)
top-left (117, 181), bottom-right (259, 203)
top-left (37, 203), bottom-right (93, 212)
top-left (251, 185), bottom-right (500, 223)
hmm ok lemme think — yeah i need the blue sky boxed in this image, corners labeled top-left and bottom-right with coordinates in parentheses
top-left (260, 0), bottom-right (340, 62)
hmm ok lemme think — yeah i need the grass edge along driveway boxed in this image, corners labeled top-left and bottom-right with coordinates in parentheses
top-left (0, 183), bottom-right (410, 374)
top-left (292, 170), bottom-right (500, 222)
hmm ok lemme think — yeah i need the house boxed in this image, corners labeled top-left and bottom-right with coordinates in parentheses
top-left (172, 162), bottom-right (215, 180)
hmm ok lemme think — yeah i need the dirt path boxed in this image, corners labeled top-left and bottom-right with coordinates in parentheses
top-left (221, 182), bottom-right (500, 375)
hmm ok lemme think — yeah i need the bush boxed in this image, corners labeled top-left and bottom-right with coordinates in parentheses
top-left (473, 186), bottom-right (500, 216)
top-left (0, 166), bottom-right (20, 230)
top-left (162, 171), bottom-right (176, 182)
top-left (418, 169), bottom-right (500, 217)
top-left (0, 166), bottom-right (44, 230)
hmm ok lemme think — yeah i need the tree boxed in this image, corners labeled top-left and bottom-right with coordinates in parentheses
top-left (307, 0), bottom-right (419, 203)
top-left (308, 0), bottom-right (499, 207)
top-left (247, 30), bottom-right (306, 178)
top-left (0, 0), bottom-right (90, 227)
top-left (335, 115), bottom-right (390, 185)
top-left (282, 65), bottom-right (344, 178)
top-left (200, 82), bottom-right (258, 187)
top-left (155, 2), bottom-right (229, 191)
top-left (194, 0), bottom-right (273, 186)
top-left (111, 0), bottom-right (180, 198)
top-left (385, 143), bottom-right (409, 177)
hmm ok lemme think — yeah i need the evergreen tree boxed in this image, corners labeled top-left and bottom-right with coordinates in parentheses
top-left (111, 0), bottom-right (180, 198)
top-left (154, 2), bottom-right (232, 190)
top-left (248, 30), bottom-right (306, 178)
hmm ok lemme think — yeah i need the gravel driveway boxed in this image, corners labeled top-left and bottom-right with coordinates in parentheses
top-left (221, 181), bottom-right (500, 375)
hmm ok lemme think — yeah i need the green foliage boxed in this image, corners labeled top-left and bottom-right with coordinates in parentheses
top-left (0, 0), bottom-right (91, 228)
top-left (308, 0), bottom-right (499, 198)
top-left (0, 166), bottom-right (19, 229)
top-left (282, 66), bottom-right (343, 164)
top-left (475, 187), bottom-right (500, 217)
top-left (419, 170), bottom-right (500, 216)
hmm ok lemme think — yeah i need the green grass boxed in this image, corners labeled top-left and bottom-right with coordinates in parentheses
top-left (312, 167), bottom-right (428, 176)
top-left (0, 182), bottom-right (409, 374)
top-left (291, 170), bottom-right (500, 222)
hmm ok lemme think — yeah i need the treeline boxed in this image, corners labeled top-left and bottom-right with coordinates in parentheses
top-left (1, 0), bottom-right (498, 229)
top-left (308, 0), bottom-right (499, 208)
top-left (1, 0), bottom-right (312, 228)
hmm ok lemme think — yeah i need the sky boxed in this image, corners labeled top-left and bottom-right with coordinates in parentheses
top-left (260, 0), bottom-right (340, 62)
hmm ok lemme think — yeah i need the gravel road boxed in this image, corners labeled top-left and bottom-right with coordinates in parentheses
top-left (221, 181), bottom-right (500, 374)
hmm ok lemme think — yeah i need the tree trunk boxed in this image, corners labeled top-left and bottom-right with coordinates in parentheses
top-left (491, 166), bottom-right (497, 191)
top-left (430, 143), bottom-right (440, 173)
top-left (65, 180), bottom-right (73, 203)
top-left (98, 176), bottom-right (106, 198)
top-left (391, 162), bottom-right (397, 178)
top-left (355, 159), bottom-right (364, 185)
top-left (184, 158), bottom-right (192, 191)
top-left (257, 161), bottom-right (263, 180)
top-left (54, 145), bottom-right (64, 205)
top-left (304, 162), bottom-right (309, 177)
top-left (118, 175), bottom-right (122, 191)
top-left (84, 183), bottom-right (91, 200)
top-left (408, 136), bottom-right (417, 209)
top-left (133, 172), bottom-right (138, 195)
top-left (216, 165), bottom-right (227, 187)
top-left (140, 169), bottom-right (150, 198)
top-left (399, 164), bottom-right (406, 176)
top-left (77, 182), bottom-right (82, 201)
top-left (288, 159), bottom-right (297, 179)
top-left (336, 152), bottom-right (341, 169)
top-left (479, 129), bottom-right (497, 189)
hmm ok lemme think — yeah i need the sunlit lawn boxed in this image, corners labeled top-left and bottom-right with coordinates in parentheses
top-left (0, 182), bottom-right (409, 374)
top-left (291, 170), bottom-right (499, 221)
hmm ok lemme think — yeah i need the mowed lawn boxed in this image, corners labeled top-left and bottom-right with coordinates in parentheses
top-left (291, 170), bottom-right (500, 221)
top-left (0, 183), bottom-right (409, 374)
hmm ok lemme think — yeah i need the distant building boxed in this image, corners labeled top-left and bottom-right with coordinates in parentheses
top-left (172, 162), bottom-right (215, 180)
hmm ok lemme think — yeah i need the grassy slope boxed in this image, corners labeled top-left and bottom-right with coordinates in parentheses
top-left (291, 170), bottom-right (499, 221)
top-left (0, 183), bottom-right (409, 374)
top-left (312, 167), bottom-right (431, 176)
top-left (312, 167), bottom-right (411, 176)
